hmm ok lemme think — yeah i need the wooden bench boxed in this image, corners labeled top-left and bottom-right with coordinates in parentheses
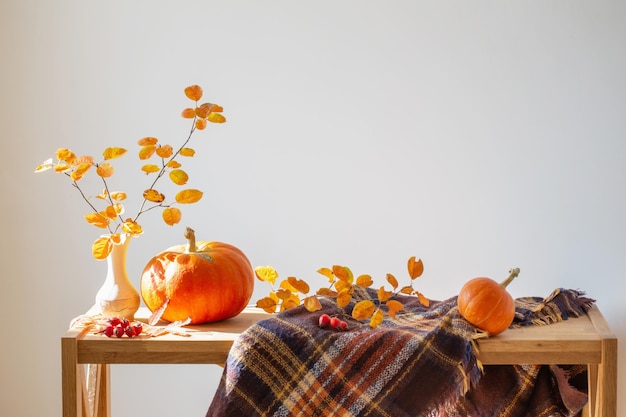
top-left (61, 304), bottom-right (617, 417)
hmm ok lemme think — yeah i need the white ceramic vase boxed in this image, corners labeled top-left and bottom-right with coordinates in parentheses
top-left (94, 234), bottom-right (140, 320)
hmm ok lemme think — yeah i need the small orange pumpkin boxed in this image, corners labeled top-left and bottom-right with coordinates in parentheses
top-left (457, 268), bottom-right (520, 335)
top-left (140, 227), bottom-right (254, 324)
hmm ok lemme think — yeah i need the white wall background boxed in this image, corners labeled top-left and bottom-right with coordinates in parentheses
top-left (2, 1), bottom-right (625, 416)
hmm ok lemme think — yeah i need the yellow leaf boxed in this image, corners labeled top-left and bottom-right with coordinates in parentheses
top-left (281, 297), bottom-right (300, 311)
top-left (121, 219), bottom-right (142, 236)
top-left (208, 112), bottom-right (226, 123)
top-left (317, 267), bottom-right (335, 283)
top-left (181, 108), bottom-right (196, 119)
top-left (378, 286), bottom-right (393, 302)
top-left (156, 144), bottom-right (173, 158)
top-left (352, 300), bottom-right (375, 320)
top-left (143, 189), bottom-right (165, 203)
top-left (200, 103), bottom-right (224, 113)
top-left (96, 163), bottom-right (114, 178)
top-left (255, 266), bottom-right (278, 284)
top-left (162, 207), bottom-right (182, 226)
top-left (102, 204), bottom-right (122, 219)
top-left (400, 285), bottom-right (414, 295)
top-left (110, 191), bottom-right (127, 201)
top-left (109, 233), bottom-right (122, 245)
top-left (53, 163), bottom-right (70, 173)
top-left (169, 169), bottom-right (188, 185)
top-left (316, 287), bottom-right (338, 297)
top-left (408, 256), bottom-right (424, 279)
top-left (287, 277), bottom-right (310, 294)
top-left (184, 85), bottom-right (203, 101)
top-left (92, 236), bottom-right (113, 260)
top-left (96, 189), bottom-right (108, 200)
top-left (303, 296), bottom-right (322, 312)
top-left (56, 148), bottom-right (76, 164)
top-left (386, 273), bottom-right (399, 290)
top-left (141, 164), bottom-right (160, 174)
top-left (70, 163), bottom-right (92, 181)
top-left (102, 147), bottom-right (127, 161)
top-left (336, 288), bottom-right (353, 308)
top-left (356, 274), bottom-right (373, 288)
top-left (137, 137), bottom-right (158, 146)
top-left (333, 265), bottom-right (353, 283)
top-left (179, 147), bottom-right (195, 157)
top-left (386, 300), bottom-right (404, 318)
top-left (369, 309), bottom-right (384, 328)
top-left (84, 212), bottom-right (109, 228)
top-left (175, 189), bottom-right (203, 204)
top-left (279, 279), bottom-right (298, 293)
top-left (138, 145), bottom-right (156, 160)
top-left (34, 158), bottom-right (54, 173)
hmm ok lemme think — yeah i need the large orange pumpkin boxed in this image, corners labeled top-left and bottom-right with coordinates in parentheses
top-left (457, 268), bottom-right (520, 335)
top-left (140, 227), bottom-right (254, 324)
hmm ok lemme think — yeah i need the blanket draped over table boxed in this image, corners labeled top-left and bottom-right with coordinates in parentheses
top-left (206, 287), bottom-right (594, 417)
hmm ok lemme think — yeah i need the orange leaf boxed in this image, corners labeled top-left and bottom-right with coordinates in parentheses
top-left (175, 189), bottom-right (203, 204)
top-left (316, 287), bottom-right (338, 297)
top-left (386, 300), bottom-right (404, 318)
top-left (156, 144), bottom-right (173, 159)
top-left (408, 256), bottom-right (424, 279)
top-left (378, 286), bottom-right (393, 302)
top-left (333, 265), bottom-right (353, 283)
top-left (92, 236), bottom-right (113, 260)
top-left (179, 147), bottom-right (195, 157)
top-left (400, 285), bottom-right (414, 295)
top-left (181, 108), bottom-right (196, 119)
top-left (416, 291), bottom-right (430, 307)
top-left (200, 103), bottom-right (223, 113)
top-left (167, 160), bottom-right (182, 168)
top-left (137, 137), bottom-right (158, 146)
top-left (303, 295), bottom-right (322, 312)
top-left (255, 266), bottom-right (278, 285)
top-left (143, 189), bottom-right (165, 203)
top-left (184, 85), bottom-right (203, 101)
top-left (102, 204), bottom-right (122, 219)
top-left (195, 118), bottom-right (207, 130)
top-left (255, 296), bottom-right (278, 313)
top-left (169, 169), bottom-right (188, 185)
top-left (96, 163), bottom-right (114, 178)
top-left (281, 297), bottom-right (300, 311)
top-left (287, 277), bottom-right (310, 294)
top-left (335, 279), bottom-right (352, 293)
top-left (53, 163), bottom-right (70, 173)
top-left (369, 309), bottom-right (384, 328)
top-left (138, 145), bottom-right (156, 160)
top-left (276, 288), bottom-right (293, 300)
top-left (208, 113), bottom-right (226, 123)
top-left (356, 274), bottom-right (373, 288)
top-left (195, 106), bottom-right (210, 119)
top-left (336, 288), bottom-right (353, 308)
top-left (162, 207), bottom-right (181, 226)
top-left (141, 164), bottom-right (160, 174)
top-left (84, 212), bottom-right (109, 228)
top-left (352, 300), bottom-right (375, 320)
top-left (386, 273), bottom-right (399, 289)
top-left (102, 147), bottom-right (127, 160)
top-left (109, 191), bottom-right (127, 201)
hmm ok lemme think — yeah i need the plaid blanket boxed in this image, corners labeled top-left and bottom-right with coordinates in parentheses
top-left (206, 288), bottom-right (594, 417)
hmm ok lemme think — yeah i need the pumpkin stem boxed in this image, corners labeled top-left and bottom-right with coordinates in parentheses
top-left (184, 226), bottom-right (197, 253)
top-left (500, 267), bottom-right (520, 288)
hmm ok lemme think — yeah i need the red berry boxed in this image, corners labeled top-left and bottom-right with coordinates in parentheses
top-left (318, 314), bottom-right (331, 328)
top-left (108, 317), bottom-right (121, 326)
top-left (338, 321), bottom-right (348, 331)
top-left (103, 325), bottom-right (115, 337)
top-left (329, 317), bottom-right (341, 329)
top-left (124, 326), bottom-right (136, 337)
top-left (132, 323), bottom-right (143, 336)
top-left (114, 326), bottom-right (125, 338)
top-left (120, 318), bottom-right (130, 329)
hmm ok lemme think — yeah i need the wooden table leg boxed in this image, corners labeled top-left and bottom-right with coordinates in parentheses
top-left (62, 331), bottom-right (82, 417)
top-left (595, 337), bottom-right (617, 417)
